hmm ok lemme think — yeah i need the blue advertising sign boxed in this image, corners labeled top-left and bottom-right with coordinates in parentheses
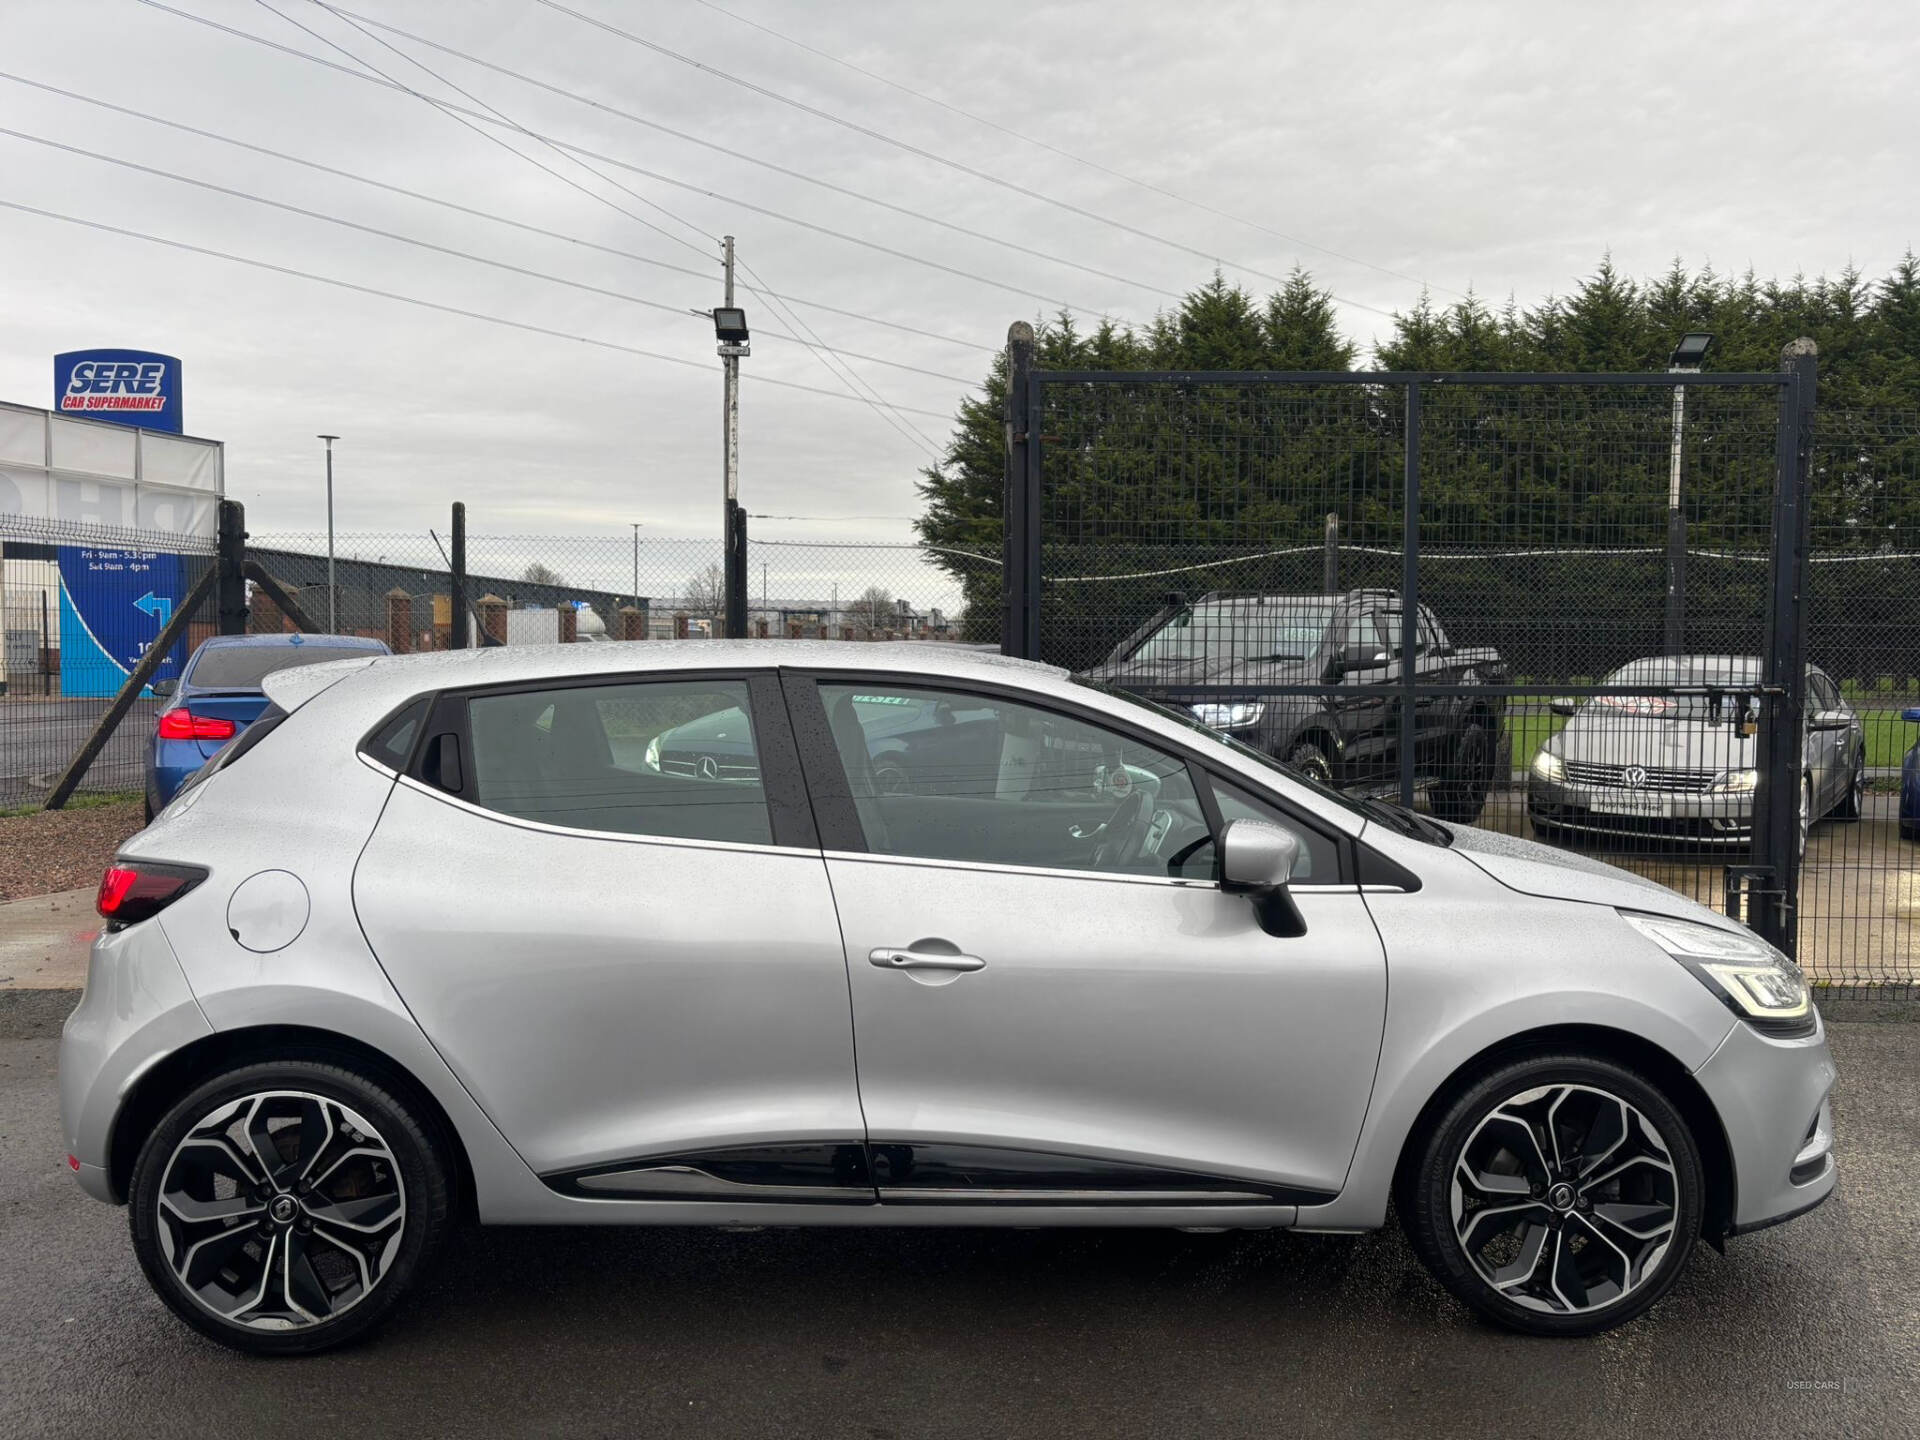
top-left (53, 349), bottom-right (184, 434)
top-left (57, 546), bottom-right (189, 698)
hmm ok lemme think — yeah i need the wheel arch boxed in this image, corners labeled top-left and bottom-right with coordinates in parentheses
top-left (107, 1024), bottom-right (477, 1219)
top-left (1387, 1022), bottom-right (1735, 1243)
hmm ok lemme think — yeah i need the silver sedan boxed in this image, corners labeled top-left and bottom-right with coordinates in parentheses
top-left (1528, 655), bottom-right (1865, 851)
top-left (60, 643), bottom-right (1835, 1353)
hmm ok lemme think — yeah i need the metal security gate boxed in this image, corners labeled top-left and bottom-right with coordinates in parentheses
top-left (1002, 325), bottom-right (1830, 972)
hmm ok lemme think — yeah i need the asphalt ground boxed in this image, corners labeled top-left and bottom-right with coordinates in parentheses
top-left (2, 1023), bottom-right (1915, 1440)
top-left (0, 696), bottom-right (154, 808)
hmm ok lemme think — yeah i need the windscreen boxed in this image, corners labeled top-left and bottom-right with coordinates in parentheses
top-left (186, 645), bottom-right (374, 690)
top-left (1130, 599), bottom-right (1334, 664)
top-left (1591, 657), bottom-right (1762, 720)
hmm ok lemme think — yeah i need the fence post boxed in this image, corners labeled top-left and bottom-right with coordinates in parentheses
top-left (617, 604), bottom-right (648, 641)
top-left (1399, 383), bottom-right (1421, 809)
top-left (725, 503), bottom-right (749, 639)
top-left (385, 588), bottom-right (412, 654)
top-left (477, 593), bottom-right (508, 646)
top-left (1753, 340), bottom-right (1818, 956)
top-left (448, 501), bottom-right (468, 649)
top-left (1323, 512), bottom-right (1339, 594)
top-left (1002, 321), bottom-right (1037, 659)
top-left (216, 499), bottom-right (248, 636)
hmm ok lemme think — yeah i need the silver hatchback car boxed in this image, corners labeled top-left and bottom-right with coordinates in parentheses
top-left (60, 643), bottom-right (1835, 1354)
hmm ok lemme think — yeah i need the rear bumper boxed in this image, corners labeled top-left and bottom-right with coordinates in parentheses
top-left (1693, 1013), bottom-right (1837, 1233)
top-left (148, 740), bottom-right (208, 808)
top-left (58, 920), bottom-right (212, 1204)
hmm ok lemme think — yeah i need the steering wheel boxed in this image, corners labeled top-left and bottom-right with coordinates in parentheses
top-left (1093, 786), bottom-right (1155, 870)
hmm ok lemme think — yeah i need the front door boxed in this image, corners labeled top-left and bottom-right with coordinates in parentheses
top-left (795, 675), bottom-right (1387, 1204)
top-left (354, 671), bottom-right (867, 1195)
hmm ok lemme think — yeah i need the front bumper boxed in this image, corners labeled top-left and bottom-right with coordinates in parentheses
top-left (1692, 1011), bottom-right (1837, 1233)
top-left (1528, 776), bottom-right (1753, 844)
top-left (58, 919), bottom-right (212, 1204)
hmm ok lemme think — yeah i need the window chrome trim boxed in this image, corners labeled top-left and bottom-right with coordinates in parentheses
top-left (391, 772), bottom-right (812, 858)
top-left (822, 847), bottom-right (1360, 892)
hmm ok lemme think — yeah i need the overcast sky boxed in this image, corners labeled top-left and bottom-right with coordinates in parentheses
top-left (2, 0), bottom-right (1913, 562)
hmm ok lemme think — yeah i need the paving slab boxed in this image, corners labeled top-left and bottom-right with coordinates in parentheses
top-left (0, 886), bottom-right (96, 990)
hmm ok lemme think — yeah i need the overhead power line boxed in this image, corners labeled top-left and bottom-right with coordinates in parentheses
top-left (530, 0), bottom-right (1403, 319)
top-left (136, 0), bottom-right (1131, 320)
top-left (325, 6), bottom-right (1212, 306)
top-left (687, 0), bottom-right (1462, 300)
top-left (0, 126), bottom-right (977, 387)
top-left (0, 71), bottom-right (995, 356)
top-left (274, 0), bottom-right (941, 455)
top-left (0, 198), bottom-right (954, 420)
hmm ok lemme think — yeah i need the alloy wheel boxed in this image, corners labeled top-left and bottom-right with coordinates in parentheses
top-left (1450, 1083), bottom-right (1678, 1315)
top-left (153, 1090), bottom-right (407, 1331)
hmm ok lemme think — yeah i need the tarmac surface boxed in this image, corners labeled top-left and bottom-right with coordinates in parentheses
top-left (2, 1022), bottom-right (1915, 1439)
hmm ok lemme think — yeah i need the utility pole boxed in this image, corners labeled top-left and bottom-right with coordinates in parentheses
top-left (317, 434), bottom-right (339, 633)
top-left (631, 522), bottom-right (641, 607)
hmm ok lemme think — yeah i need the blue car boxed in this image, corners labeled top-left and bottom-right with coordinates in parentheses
top-left (1903, 707), bottom-right (1920, 841)
top-left (145, 633), bottom-right (389, 820)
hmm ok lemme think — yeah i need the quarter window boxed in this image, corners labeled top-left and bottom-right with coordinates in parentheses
top-left (816, 682), bottom-right (1210, 878)
top-left (463, 679), bottom-right (771, 845)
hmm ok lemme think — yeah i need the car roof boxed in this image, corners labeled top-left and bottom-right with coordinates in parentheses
top-left (263, 640), bottom-right (1065, 712)
top-left (194, 633), bottom-right (390, 650)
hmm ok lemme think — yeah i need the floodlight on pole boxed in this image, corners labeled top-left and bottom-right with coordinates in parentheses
top-left (1663, 333), bottom-right (1712, 653)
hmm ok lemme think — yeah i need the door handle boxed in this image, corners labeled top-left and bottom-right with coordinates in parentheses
top-left (869, 947), bottom-right (986, 973)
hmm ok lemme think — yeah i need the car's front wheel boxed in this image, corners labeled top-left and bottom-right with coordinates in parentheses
top-left (1400, 1051), bottom-right (1703, 1337)
top-left (128, 1056), bottom-right (451, 1355)
top-left (1429, 719), bottom-right (1496, 824)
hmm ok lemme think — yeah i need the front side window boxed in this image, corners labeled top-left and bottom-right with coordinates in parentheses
top-left (463, 679), bottom-right (771, 845)
top-left (817, 682), bottom-right (1210, 877)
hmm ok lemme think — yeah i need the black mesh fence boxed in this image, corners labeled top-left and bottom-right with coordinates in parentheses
top-left (1026, 371), bottom-right (1916, 998)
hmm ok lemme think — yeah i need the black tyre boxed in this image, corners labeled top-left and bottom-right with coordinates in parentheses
top-left (128, 1055), bottom-right (451, 1356)
top-left (1833, 754), bottom-right (1864, 821)
top-left (1399, 1051), bottom-right (1703, 1337)
top-left (142, 796), bottom-right (155, 825)
top-left (1430, 719), bottom-right (1495, 825)
top-left (1286, 739), bottom-right (1335, 787)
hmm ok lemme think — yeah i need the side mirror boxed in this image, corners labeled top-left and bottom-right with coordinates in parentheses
top-left (1335, 644), bottom-right (1389, 675)
top-left (1549, 697), bottom-right (1578, 716)
top-left (150, 678), bottom-right (177, 699)
top-left (1220, 818), bottom-right (1306, 937)
top-left (1810, 708), bottom-right (1852, 732)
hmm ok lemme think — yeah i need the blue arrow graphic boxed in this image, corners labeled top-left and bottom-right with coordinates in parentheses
top-left (133, 591), bottom-right (173, 628)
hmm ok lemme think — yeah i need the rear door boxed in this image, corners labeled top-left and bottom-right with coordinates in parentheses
top-left (353, 669), bottom-right (869, 1198)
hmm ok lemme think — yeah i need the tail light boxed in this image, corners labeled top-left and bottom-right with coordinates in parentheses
top-left (96, 861), bottom-right (208, 929)
top-left (156, 709), bottom-right (238, 741)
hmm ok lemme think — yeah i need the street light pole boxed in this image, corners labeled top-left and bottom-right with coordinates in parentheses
top-left (708, 236), bottom-right (750, 640)
top-left (631, 522), bottom-right (641, 607)
top-left (1663, 333), bottom-right (1713, 655)
top-left (317, 434), bottom-right (339, 634)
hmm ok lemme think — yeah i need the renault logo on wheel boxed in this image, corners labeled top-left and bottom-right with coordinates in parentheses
top-left (1622, 764), bottom-right (1649, 789)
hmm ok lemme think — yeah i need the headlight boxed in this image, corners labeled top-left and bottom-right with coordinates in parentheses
top-left (1191, 701), bottom-right (1265, 730)
top-left (1530, 748), bottom-right (1566, 783)
top-left (1711, 768), bottom-right (1758, 793)
top-left (643, 734), bottom-right (662, 771)
top-left (1620, 912), bottom-right (1812, 1035)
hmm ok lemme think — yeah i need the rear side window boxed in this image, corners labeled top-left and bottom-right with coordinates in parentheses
top-left (186, 643), bottom-right (376, 689)
top-left (462, 679), bottom-right (771, 845)
top-left (360, 697), bottom-right (430, 771)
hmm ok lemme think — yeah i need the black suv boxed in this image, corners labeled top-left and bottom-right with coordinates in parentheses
top-left (1086, 590), bottom-right (1509, 824)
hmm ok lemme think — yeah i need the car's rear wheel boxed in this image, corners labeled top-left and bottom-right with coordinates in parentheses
top-left (128, 1057), bottom-right (450, 1356)
top-left (1429, 719), bottom-right (1495, 824)
top-left (1400, 1051), bottom-right (1703, 1337)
